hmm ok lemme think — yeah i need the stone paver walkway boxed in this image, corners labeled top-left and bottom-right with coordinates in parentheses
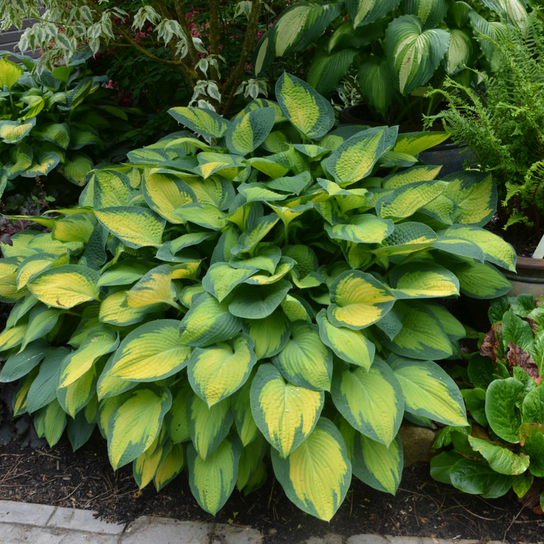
top-left (0, 500), bottom-right (504, 543)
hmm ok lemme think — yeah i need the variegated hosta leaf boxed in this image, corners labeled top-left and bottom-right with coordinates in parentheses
top-left (225, 108), bottom-right (276, 155)
top-left (244, 311), bottom-right (291, 359)
top-left (12, 367), bottom-right (37, 417)
top-left (0, 321), bottom-right (27, 352)
top-left (325, 214), bottom-right (394, 244)
top-left (271, 417), bottom-right (351, 521)
top-left (402, 0), bottom-right (449, 29)
top-left (352, 433), bottom-right (404, 495)
top-left (237, 434), bottom-right (268, 493)
top-left (19, 304), bottom-right (62, 352)
top-left (28, 265), bottom-right (100, 309)
top-left (308, 47), bottom-right (358, 97)
top-left (61, 152), bottom-right (93, 186)
top-left (0, 118), bottom-right (36, 144)
top-left (168, 107), bottom-right (230, 139)
top-left (376, 180), bottom-right (446, 219)
top-left (273, 322), bottom-right (333, 391)
top-left (195, 152), bottom-right (246, 181)
top-left (452, 261), bottom-right (512, 299)
top-left (346, 0), bottom-right (402, 27)
top-left (328, 127), bottom-right (398, 186)
top-left (203, 263), bottom-right (258, 302)
top-left (250, 363), bottom-right (324, 457)
top-left (21, 151), bottom-right (61, 178)
top-left (59, 328), bottom-right (118, 388)
top-left (173, 203), bottom-right (226, 231)
top-left (108, 320), bottom-right (191, 382)
top-left (357, 56), bottom-right (394, 116)
top-left (380, 301), bottom-right (453, 359)
top-left (95, 206), bottom-right (165, 249)
top-left (154, 442), bottom-right (185, 491)
top-left (0, 56), bottom-right (23, 90)
top-left (328, 270), bottom-right (395, 330)
top-left (142, 171), bottom-right (196, 224)
top-left (446, 29), bottom-right (473, 75)
top-left (188, 334), bottom-right (257, 407)
top-left (385, 15), bottom-right (451, 95)
top-left (180, 293), bottom-right (242, 347)
top-left (389, 262), bottom-right (460, 299)
top-left (133, 441), bottom-right (171, 490)
top-left (92, 169), bottom-right (133, 208)
top-left (390, 356), bottom-right (468, 426)
top-left (52, 213), bottom-right (96, 244)
top-left (125, 265), bottom-right (177, 308)
top-left (372, 221), bottom-right (438, 259)
top-left (34, 399), bottom-right (67, 447)
top-left (332, 359), bottom-right (404, 446)
top-left (317, 310), bottom-right (375, 370)
top-left (275, 72), bottom-right (334, 140)
top-left (232, 370), bottom-right (260, 446)
top-left (57, 361), bottom-right (99, 418)
top-left (443, 171), bottom-right (497, 227)
top-left (383, 165), bottom-right (442, 189)
top-left (188, 394), bottom-right (233, 460)
top-left (165, 382), bottom-right (192, 444)
top-left (187, 435), bottom-right (242, 515)
top-left (444, 225), bottom-right (516, 272)
top-left (99, 291), bottom-right (156, 327)
top-left (16, 253), bottom-right (61, 290)
top-left (108, 387), bottom-right (172, 470)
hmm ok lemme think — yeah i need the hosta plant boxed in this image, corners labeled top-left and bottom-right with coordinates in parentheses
top-left (0, 73), bottom-right (517, 521)
top-left (0, 52), bottom-right (136, 202)
top-left (431, 294), bottom-right (544, 511)
top-left (253, 0), bottom-right (531, 124)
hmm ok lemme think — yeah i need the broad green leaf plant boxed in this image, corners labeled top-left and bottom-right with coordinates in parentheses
top-left (253, 0), bottom-right (531, 124)
top-left (0, 73), bottom-right (516, 520)
top-left (0, 52), bottom-right (136, 201)
top-left (432, 294), bottom-right (544, 511)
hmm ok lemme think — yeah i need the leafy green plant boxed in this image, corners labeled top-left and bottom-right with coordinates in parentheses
top-left (0, 73), bottom-right (517, 521)
top-left (0, 0), bottom-right (277, 116)
top-left (431, 293), bottom-right (544, 512)
top-left (426, 15), bottom-right (544, 238)
top-left (253, 0), bottom-right (531, 125)
top-left (0, 52), bottom-right (137, 205)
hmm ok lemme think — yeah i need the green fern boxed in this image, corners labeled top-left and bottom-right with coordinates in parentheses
top-left (425, 13), bottom-right (544, 236)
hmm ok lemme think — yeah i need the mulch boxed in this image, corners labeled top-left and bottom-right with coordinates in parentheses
top-left (0, 430), bottom-right (543, 543)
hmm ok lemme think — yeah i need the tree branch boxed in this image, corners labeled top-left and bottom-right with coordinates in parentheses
top-left (208, 0), bottom-right (221, 84)
top-left (222, 0), bottom-right (263, 116)
top-left (173, 0), bottom-right (200, 67)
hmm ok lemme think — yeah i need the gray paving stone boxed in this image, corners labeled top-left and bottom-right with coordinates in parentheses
top-left (121, 515), bottom-right (209, 544)
top-left (0, 501), bottom-right (56, 526)
top-left (304, 535), bottom-right (345, 544)
top-left (347, 535), bottom-right (390, 544)
top-left (0, 522), bottom-right (120, 544)
top-left (47, 506), bottom-right (126, 535)
top-left (212, 523), bottom-right (263, 543)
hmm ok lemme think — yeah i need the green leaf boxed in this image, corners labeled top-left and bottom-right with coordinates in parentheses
top-left (346, 0), bottom-right (402, 27)
top-left (180, 293), bottom-right (242, 348)
top-left (390, 357), bottom-right (468, 426)
top-left (232, 372), bottom-right (260, 446)
top-left (393, 132), bottom-right (450, 155)
top-left (52, 213), bottom-right (96, 244)
top-left (168, 107), bottom-right (230, 139)
top-left (308, 47), bottom-right (358, 97)
top-left (95, 207), bottom-right (165, 249)
top-left (250, 363), bottom-right (324, 457)
top-left (0, 56), bottom-right (23, 90)
top-left (165, 382), bottom-right (192, 444)
top-left (468, 436), bottom-right (530, 475)
top-left (109, 320), bottom-right (191, 382)
top-left (108, 387), bottom-right (172, 470)
top-left (188, 334), bottom-right (256, 407)
top-left (228, 280), bottom-right (291, 320)
top-left (61, 152), bottom-right (93, 186)
top-left (452, 261), bottom-right (512, 300)
top-left (28, 265), bottom-right (99, 309)
top-left (203, 263), bottom-right (258, 302)
top-left (275, 72), bottom-right (334, 140)
top-left (443, 171), bottom-right (497, 227)
top-left (385, 15), bottom-right (451, 95)
top-left (389, 263), bottom-right (459, 299)
top-left (331, 359), bottom-right (403, 446)
top-left (33, 123), bottom-right (71, 149)
top-left (352, 433), bottom-right (403, 495)
top-left (188, 393), bottom-right (233, 460)
top-left (449, 458), bottom-right (512, 498)
top-left (34, 400), bottom-right (67, 447)
top-left (0, 118), bottom-right (36, 144)
top-left (273, 322), bottom-right (332, 391)
top-left (328, 270), bottom-right (395, 330)
top-left (317, 309), bottom-right (375, 370)
top-left (187, 435), bottom-right (242, 515)
top-left (486, 378), bottom-right (525, 443)
top-left (271, 418), bottom-right (351, 521)
top-left (325, 214), bottom-right (394, 244)
top-left (225, 108), bottom-right (276, 155)
top-left (357, 57), bottom-right (394, 116)
top-left (402, 0), bottom-right (449, 29)
top-left (328, 127), bottom-right (397, 186)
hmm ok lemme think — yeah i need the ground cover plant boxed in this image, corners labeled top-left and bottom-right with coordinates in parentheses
top-left (431, 294), bottom-right (544, 512)
top-left (0, 51), bottom-right (137, 204)
top-left (0, 73), bottom-right (518, 521)
top-left (253, 0), bottom-right (531, 124)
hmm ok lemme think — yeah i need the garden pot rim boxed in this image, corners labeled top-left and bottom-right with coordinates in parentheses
top-left (515, 255), bottom-right (544, 270)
